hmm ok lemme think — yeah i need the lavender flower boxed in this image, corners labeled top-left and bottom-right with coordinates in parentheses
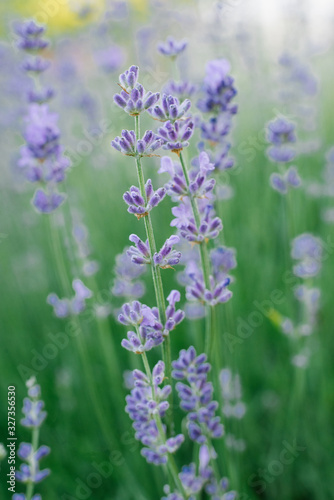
top-left (159, 153), bottom-right (215, 200)
top-left (32, 190), bottom-right (66, 213)
top-left (22, 57), bottom-right (50, 74)
top-left (200, 115), bottom-right (233, 143)
top-left (127, 234), bottom-right (151, 265)
top-left (153, 235), bottom-right (181, 268)
top-left (111, 129), bottom-right (162, 157)
top-left (173, 347), bottom-right (224, 444)
top-left (15, 20), bottom-right (49, 52)
top-left (16, 22), bottom-right (70, 214)
top-left (118, 300), bottom-right (157, 327)
top-left (186, 274), bottom-right (232, 307)
top-left (157, 118), bottom-right (194, 153)
top-left (118, 65), bottom-right (139, 92)
top-left (173, 204), bottom-right (223, 243)
top-left (119, 290), bottom-right (185, 353)
top-left (163, 80), bottom-right (197, 102)
top-left (266, 117), bottom-right (296, 163)
top-left (197, 59), bottom-right (237, 114)
top-left (27, 87), bottom-right (54, 104)
top-left (95, 45), bottom-right (125, 73)
top-left (121, 328), bottom-right (163, 353)
top-left (114, 85), bottom-right (160, 115)
top-left (291, 233), bottom-right (323, 278)
top-left (197, 59), bottom-right (237, 176)
top-left (16, 377), bottom-right (50, 497)
top-left (112, 247), bottom-right (146, 299)
top-left (123, 180), bottom-right (166, 219)
top-left (158, 37), bottom-right (188, 58)
top-left (148, 95), bottom-right (191, 122)
top-left (125, 362), bottom-right (184, 464)
top-left (211, 246), bottom-right (237, 281)
top-left (270, 166), bottom-right (301, 194)
top-left (47, 279), bottom-right (92, 318)
top-left (128, 234), bottom-right (181, 268)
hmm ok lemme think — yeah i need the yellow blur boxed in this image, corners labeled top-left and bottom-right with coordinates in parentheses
top-left (4, 0), bottom-right (105, 33)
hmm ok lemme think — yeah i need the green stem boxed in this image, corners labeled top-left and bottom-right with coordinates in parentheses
top-left (134, 115), bottom-right (173, 434)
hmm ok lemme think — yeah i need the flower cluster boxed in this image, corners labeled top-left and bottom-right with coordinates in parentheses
top-left (148, 94), bottom-right (191, 122)
top-left (266, 117), bottom-right (300, 195)
top-left (197, 59), bottom-right (238, 173)
top-left (273, 234), bottom-right (324, 368)
top-left (111, 129), bottom-right (162, 157)
top-left (123, 180), bottom-right (166, 219)
top-left (112, 247), bottom-right (146, 300)
top-left (125, 361), bottom-right (184, 464)
top-left (114, 77), bottom-right (160, 116)
top-left (15, 20), bottom-right (70, 213)
top-left (157, 118), bottom-right (195, 153)
top-left (291, 233), bottom-right (323, 279)
top-left (47, 279), bottom-right (92, 318)
top-left (270, 166), bottom-right (301, 194)
top-left (159, 153), bottom-right (215, 200)
top-left (15, 377), bottom-right (50, 499)
top-left (173, 347), bottom-right (224, 444)
top-left (127, 234), bottom-right (181, 269)
top-left (163, 80), bottom-right (197, 102)
top-left (120, 291), bottom-right (184, 353)
top-left (111, 64), bottom-right (236, 498)
top-left (266, 117), bottom-right (297, 163)
top-left (158, 37), bottom-right (188, 58)
top-left (163, 448), bottom-right (236, 500)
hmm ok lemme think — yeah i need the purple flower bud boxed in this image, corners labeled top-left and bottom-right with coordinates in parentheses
top-left (158, 37), bottom-right (188, 58)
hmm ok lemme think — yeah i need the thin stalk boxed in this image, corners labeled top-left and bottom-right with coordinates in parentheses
top-left (134, 114), bottom-right (173, 433)
top-left (179, 152), bottom-right (217, 360)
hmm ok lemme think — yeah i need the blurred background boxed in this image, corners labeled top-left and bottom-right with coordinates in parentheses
top-left (1, 0), bottom-right (334, 499)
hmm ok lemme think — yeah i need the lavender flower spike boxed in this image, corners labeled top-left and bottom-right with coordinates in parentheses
top-left (111, 130), bottom-right (162, 157)
top-left (114, 85), bottom-right (160, 116)
top-left (153, 235), bottom-right (182, 269)
top-left (157, 118), bottom-right (194, 153)
top-left (16, 377), bottom-right (50, 497)
top-left (15, 20), bottom-right (49, 52)
top-left (127, 234), bottom-right (151, 265)
top-left (291, 233), bottom-right (323, 278)
top-left (123, 179), bottom-right (166, 219)
top-left (148, 94), bottom-right (191, 122)
top-left (266, 117), bottom-right (296, 163)
top-left (158, 37), bottom-right (188, 58)
top-left (172, 347), bottom-right (224, 444)
top-left (125, 362), bottom-right (184, 465)
top-left (118, 65), bottom-right (139, 92)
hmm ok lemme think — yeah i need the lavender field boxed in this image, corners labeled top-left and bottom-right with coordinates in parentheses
top-left (0, 1), bottom-right (334, 499)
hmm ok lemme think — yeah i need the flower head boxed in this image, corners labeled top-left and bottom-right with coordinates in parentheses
top-left (114, 85), bottom-right (160, 116)
top-left (158, 37), bottom-right (188, 58)
top-left (111, 129), bottom-right (162, 157)
top-left (157, 118), bottom-right (194, 153)
top-left (123, 180), bottom-right (166, 219)
top-left (148, 94), bottom-right (191, 122)
top-left (173, 347), bottom-right (224, 444)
